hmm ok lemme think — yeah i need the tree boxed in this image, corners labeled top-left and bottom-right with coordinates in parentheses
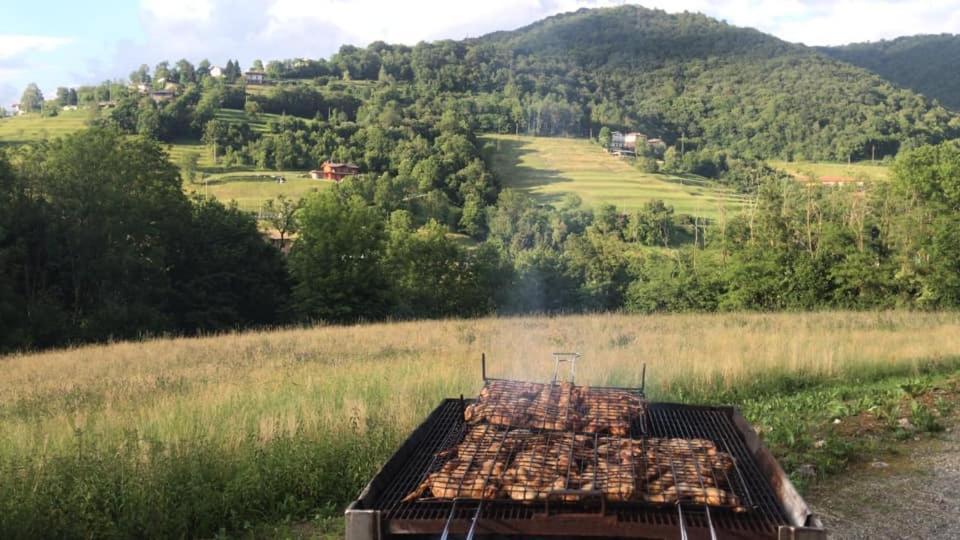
top-left (263, 194), bottom-right (302, 243)
top-left (136, 102), bottom-right (161, 138)
top-left (252, 59), bottom-right (264, 71)
top-left (55, 87), bottom-right (70, 106)
top-left (197, 59), bottom-right (211, 79)
top-left (289, 191), bottom-right (389, 322)
top-left (19, 83), bottom-right (43, 112)
top-left (175, 59), bottom-right (196, 84)
top-left (154, 61), bottom-right (170, 83)
top-left (598, 126), bottom-right (612, 148)
top-left (178, 152), bottom-right (201, 184)
top-left (244, 99), bottom-right (261, 118)
top-left (168, 196), bottom-right (291, 332)
top-left (7, 127), bottom-right (188, 346)
top-left (130, 64), bottom-right (151, 84)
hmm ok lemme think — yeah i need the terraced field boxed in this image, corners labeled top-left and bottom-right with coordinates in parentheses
top-left (485, 135), bottom-right (745, 219)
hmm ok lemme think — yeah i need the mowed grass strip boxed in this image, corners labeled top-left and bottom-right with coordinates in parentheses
top-left (1, 312), bottom-right (960, 536)
top-left (769, 159), bottom-right (890, 183)
top-left (485, 134), bottom-right (745, 218)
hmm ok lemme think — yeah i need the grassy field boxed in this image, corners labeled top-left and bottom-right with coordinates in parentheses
top-left (1, 311), bottom-right (959, 537)
top-left (485, 135), bottom-right (745, 219)
top-left (769, 160), bottom-right (890, 183)
top-left (185, 171), bottom-right (332, 212)
top-left (0, 107), bottom-right (332, 214)
top-left (0, 110), bottom-right (92, 145)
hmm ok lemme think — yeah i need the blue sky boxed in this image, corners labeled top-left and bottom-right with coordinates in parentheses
top-left (3, 0), bottom-right (960, 109)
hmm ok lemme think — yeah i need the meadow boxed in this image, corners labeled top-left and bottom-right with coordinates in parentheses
top-left (1, 311), bottom-right (959, 537)
top-left (0, 110), bottom-right (91, 145)
top-left (0, 109), bottom-right (328, 212)
top-left (485, 134), bottom-right (746, 218)
top-left (184, 171), bottom-right (332, 212)
top-left (769, 159), bottom-right (890, 183)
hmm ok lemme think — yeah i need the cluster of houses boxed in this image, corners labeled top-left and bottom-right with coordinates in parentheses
top-left (609, 131), bottom-right (666, 156)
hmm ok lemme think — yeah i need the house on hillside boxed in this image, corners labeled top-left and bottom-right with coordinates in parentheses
top-left (311, 161), bottom-right (360, 182)
top-left (245, 70), bottom-right (266, 84)
top-left (623, 132), bottom-right (646, 150)
top-left (150, 90), bottom-right (175, 104)
top-left (263, 229), bottom-right (297, 254)
top-left (209, 66), bottom-right (224, 78)
top-left (610, 131), bottom-right (625, 150)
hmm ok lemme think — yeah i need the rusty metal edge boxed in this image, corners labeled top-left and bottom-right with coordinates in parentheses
top-left (345, 503), bottom-right (381, 540)
top-left (730, 408), bottom-right (826, 538)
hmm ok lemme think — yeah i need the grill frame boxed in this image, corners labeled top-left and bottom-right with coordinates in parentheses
top-left (346, 398), bottom-right (825, 539)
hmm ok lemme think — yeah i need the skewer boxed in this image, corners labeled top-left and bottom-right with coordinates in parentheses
top-left (679, 435), bottom-right (718, 540)
top-left (677, 502), bottom-right (689, 540)
top-left (465, 500), bottom-right (483, 540)
top-left (439, 499), bottom-right (457, 540)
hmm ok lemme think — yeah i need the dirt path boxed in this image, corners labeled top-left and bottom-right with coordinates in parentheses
top-left (808, 424), bottom-right (960, 539)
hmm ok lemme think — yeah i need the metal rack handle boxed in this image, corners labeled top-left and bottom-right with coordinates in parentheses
top-left (552, 352), bottom-right (581, 383)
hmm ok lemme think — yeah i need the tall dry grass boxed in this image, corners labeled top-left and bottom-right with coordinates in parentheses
top-left (1, 311), bottom-right (959, 536)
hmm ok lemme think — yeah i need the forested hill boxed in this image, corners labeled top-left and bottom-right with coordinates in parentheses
top-left (820, 35), bottom-right (960, 111)
top-left (456, 5), bottom-right (958, 161)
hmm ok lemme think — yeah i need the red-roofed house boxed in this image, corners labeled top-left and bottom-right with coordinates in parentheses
top-left (310, 161), bottom-right (360, 182)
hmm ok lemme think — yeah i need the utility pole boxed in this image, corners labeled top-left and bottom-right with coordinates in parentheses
top-left (871, 144), bottom-right (876, 163)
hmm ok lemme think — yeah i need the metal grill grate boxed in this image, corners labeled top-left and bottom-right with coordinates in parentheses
top-left (370, 400), bottom-right (790, 537)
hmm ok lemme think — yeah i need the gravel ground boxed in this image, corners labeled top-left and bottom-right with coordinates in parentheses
top-left (808, 423), bottom-right (960, 539)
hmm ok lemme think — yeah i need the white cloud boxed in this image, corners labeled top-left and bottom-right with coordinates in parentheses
top-left (141, 0), bottom-right (215, 24)
top-left (639, 0), bottom-right (960, 46)
top-left (0, 35), bottom-right (72, 61)
top-left (263, 0), bottom-right (621, 45)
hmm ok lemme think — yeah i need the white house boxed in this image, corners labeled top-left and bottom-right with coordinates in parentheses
top-left (244, 70), bottom-right (266, 84)
top-left (209, 66), bottom-right (224, 78)
top-left (610, 131), bottom-right (625, 149)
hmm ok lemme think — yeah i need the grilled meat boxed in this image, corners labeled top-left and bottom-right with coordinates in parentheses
top-left (404, 424), bottom-right (745, 511)
top-left (464, 379), bottom-right (645, 435)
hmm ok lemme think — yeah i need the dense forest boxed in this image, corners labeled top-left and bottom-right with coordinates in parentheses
top-left (822, 34), bottom-right (960, 111)
top-left (4, 5), bottom-right (960, 353)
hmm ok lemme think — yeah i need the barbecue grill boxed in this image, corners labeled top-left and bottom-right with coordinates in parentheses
top-left (346, 354), bottom-right (826, 539)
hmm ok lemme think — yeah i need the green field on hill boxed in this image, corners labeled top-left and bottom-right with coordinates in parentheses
top-left (0, 110), bottom-right (92, 145)
top-left (0, 108), bottom-right (326, 211)
top-left (185, 171), bottom-right (331, 212)
top-left (769, 159), bottom-right (890, 182)
top-left (485, 135), bottom-right (745, 218)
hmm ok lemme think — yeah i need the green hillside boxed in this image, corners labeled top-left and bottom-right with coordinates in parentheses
top-left (464, 5), bottom-right (958, 161)
top-left (821, 35), bottom-right (960, 110)
top-left (486, 135), bottom-right (743, 218)
top-left (0, 109), bottom-right (91, 145)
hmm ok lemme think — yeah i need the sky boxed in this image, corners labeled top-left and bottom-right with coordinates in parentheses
top-left (2, 0), bottom-right (960, 109)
